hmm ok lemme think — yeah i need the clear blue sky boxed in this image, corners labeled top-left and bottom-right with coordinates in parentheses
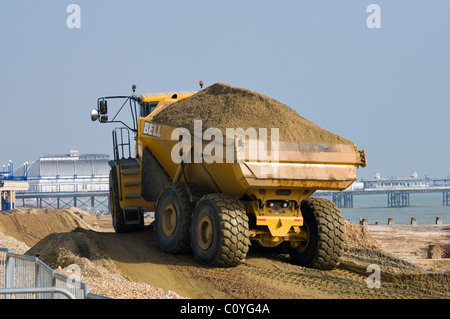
top-left (1, 1), bottom-right (449, 180)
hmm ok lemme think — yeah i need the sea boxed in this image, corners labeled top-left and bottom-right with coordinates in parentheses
top-left (330, 193), bottom-right (450, 225)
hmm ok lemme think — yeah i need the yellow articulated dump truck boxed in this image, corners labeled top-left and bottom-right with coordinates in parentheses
top-left (90, 83), bottom-right (366, 269)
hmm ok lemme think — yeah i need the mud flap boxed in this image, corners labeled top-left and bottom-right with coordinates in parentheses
top-left (141, 147), bottom-right (171, 202)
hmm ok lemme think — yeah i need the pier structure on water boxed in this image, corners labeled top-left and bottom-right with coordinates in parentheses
top-left (316, 172), bottom-right (450, 208)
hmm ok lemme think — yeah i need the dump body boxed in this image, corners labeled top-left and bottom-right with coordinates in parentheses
top-left (138, 121), bottom-right (365, 195)
top-left (137, 113), bottom-right (366, 244)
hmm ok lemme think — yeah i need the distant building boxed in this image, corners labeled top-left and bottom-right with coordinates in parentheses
top-left (361, 172), bottom-right (430, 190)
top-left (12, 149), bottom-right (110, 211)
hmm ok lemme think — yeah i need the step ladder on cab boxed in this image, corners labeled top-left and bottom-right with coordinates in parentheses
top-left (109, 127), bottom-right (153, 232)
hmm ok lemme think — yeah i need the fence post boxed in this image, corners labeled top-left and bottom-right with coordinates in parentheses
top-left (5, 254), bottom-right (15, 299)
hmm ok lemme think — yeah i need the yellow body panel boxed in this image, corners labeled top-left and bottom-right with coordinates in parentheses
top-left (135, 119), bottom-right (366, 243)
top-left (137, 122), bottom-right (364, 194)
top-left (139, 91), bottom-right (196, 103)
top-left (115, 161), bottom-right (155, 211)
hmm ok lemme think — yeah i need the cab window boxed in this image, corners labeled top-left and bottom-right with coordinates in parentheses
top-left (140, 102), bottom-right (159, 117)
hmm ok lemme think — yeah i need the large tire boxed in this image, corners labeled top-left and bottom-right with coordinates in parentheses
top-left (110, 170), bottom-right (125, 233)
top-left (110, 169), bottom-right (144, 233)
top-left (191, 194), bottom-right (250, 267)
top-left (155, 183), bottom-right (194, 254)
top-left (287, 197), bottom-right (345, 270)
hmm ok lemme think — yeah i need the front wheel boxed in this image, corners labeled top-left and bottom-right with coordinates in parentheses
top-left (287, 197), bottom-right (345, 270)
top-left (190, 194), bottom-right (250, 267)
top-left (155, 183), bottom-right (194, 253)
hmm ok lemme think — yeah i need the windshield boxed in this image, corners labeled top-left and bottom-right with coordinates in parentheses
top-left (140, 102), bottom-right (159, 117)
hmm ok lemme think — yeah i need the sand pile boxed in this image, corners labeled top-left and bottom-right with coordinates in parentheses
top-left (154, 83), bottom-right (354, 145)
top-left (0, 208), bottom-right (94, 248)
top-left (0, 234), bottom-right (30, 254)
top-left (0, 209), bottom-right (183, 299)
top-left (344, 221), bottom-right (382, 249)
top-left (26, 229), bottom-right (108, 271)
top-left (25, 228), bottom-right (183, 299)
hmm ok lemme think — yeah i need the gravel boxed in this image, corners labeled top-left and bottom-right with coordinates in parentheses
top-left (154, 82), bottom-right (354, 145)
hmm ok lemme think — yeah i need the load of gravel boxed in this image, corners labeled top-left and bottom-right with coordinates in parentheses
top-left (154, 82), bottom-right (354, 145)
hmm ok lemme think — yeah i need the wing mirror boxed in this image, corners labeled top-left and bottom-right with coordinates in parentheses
top-left (91, 99), bottom-right (108, 122)
top-left (90, 108), bottom-right (99, 121)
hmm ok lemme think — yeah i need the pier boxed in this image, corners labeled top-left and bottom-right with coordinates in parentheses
top-left (15, 191), bottom-right (109, 211)
top-left (316, 173), bottom-right (450, 208)
top-left (317, 187), bottom-right (450, 208)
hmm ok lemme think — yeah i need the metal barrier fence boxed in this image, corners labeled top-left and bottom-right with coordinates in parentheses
top-left (0, 248), bottom-right (109, 299)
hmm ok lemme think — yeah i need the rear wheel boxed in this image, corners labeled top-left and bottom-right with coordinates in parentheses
top-left (287, 197), bottom-right (345, 270)
top-left (191, 194), bottom-right (250, 267)
top-left (155, 183), bottom-right (194, 253)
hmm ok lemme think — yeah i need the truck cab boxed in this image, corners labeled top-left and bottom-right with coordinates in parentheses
top-left (91, 88), bottom-right (196, 232)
